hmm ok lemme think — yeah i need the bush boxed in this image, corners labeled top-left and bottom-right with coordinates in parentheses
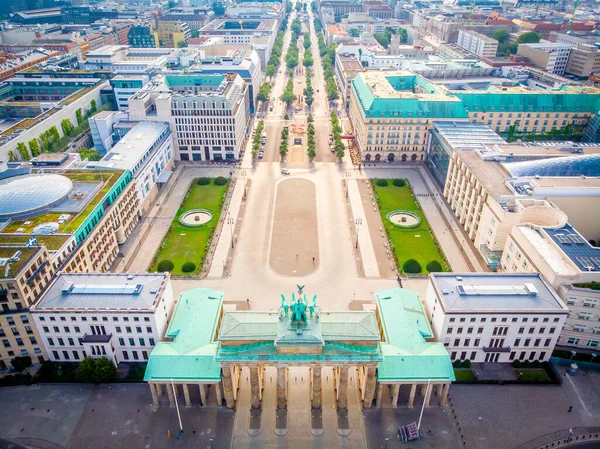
top-left (75, 357), bottom-right (116, 383)
top-left (533, 360), bottom-right (541, 369)
top-left (0, 374), bottom-right (32, 387)
top-left (453, 360), bottom-right (462, 368)
top-left (392, 179), bottom-right (406, 187)
top-left (402, 259), bottom-right (422, 274)
top-left (426, 260), bottom-right (443, 273)
top-left (522, 360), bottom-right (531, 368)
top-left (181, 262), bottom-right (196, 273)
top-left (157, 260), bottom-right (174, 272)
top-left (11, 356), bottom-right (32, 372)
top-left (197, 177), bottom-right (210, 185)
top-left (512, 360), bottom-right (521, 368)
top-left (214, 176), bottom-right (228, 186)
top-left (376, 179), bottom-right (388, 187)
top-left (462, 359), bottom-right (472, 369)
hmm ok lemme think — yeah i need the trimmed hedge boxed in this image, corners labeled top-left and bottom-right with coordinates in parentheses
top-left (376, 179), bottom-right (388, 187)
top-left (214, 176), bottom-right (228, 186)
top-left (426, 260), bottom-right (443, 272)
top-left (181, 262), bottom-right (196, 273)
top-left (157, 260), bottom-right (174, 272)
top-left (197, 177), bottom-right (210, 185)
top-left (393, 179), bottom-right (406, 187)
top-left (403, 258), bottom-right (422, 274)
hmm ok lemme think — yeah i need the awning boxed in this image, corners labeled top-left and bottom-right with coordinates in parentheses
top-left (157, 170), bottom-right (173, 184)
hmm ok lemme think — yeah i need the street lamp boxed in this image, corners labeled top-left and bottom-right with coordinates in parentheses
top-left (570, 350), bottom-right (577, 362)
top-left (355, 218), bottom-right (362, 249)
top-left (227, 215), bottom-right (235, 249)
top-left (241, 170), bottom-right (247, 199)
top-left (209, 438), bottom-right (214, 449)
top-left (384, 437), bottom-right (389, 449)
top-left (171, 379), bottom-right (183, 435)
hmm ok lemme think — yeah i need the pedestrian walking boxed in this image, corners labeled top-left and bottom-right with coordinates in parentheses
top-left (312, 256), bottom-right (315, 263)
top-left (296, 253), bottom-right (299, 260)
top-left (167, 430), bottom-right (172, 438)
top-left (568, 406), bottom-right (573, 412)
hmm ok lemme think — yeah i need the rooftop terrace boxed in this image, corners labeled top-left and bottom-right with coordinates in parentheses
top-left (0, 246), bottom-right (41, 280)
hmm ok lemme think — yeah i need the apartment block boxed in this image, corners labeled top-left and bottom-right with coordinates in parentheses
top-left (557, 284), bottom-right (600, 351)
top-left (517, 43), bottom-right (572, 76)
top-left (456, 30), bottom-right (498, 59)
top-left (566, 44), bottom-right (600, 78)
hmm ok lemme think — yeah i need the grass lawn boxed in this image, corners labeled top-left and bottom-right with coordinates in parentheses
top-left (150, 178), bottom-right (228, 275)
top-left (454, 369), bottom-right (475, 381)
top-left (519, 369), bottom-right (549, 382)
top-left (372, 180), bottom-right (447, 274)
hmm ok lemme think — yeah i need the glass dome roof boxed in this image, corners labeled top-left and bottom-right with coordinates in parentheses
top-left (0, 174), bottom-right (73, 220)
top-left (503, 153), bottom-right (600, 178)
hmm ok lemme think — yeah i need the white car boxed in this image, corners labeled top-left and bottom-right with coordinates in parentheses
top-left (281, 168), bottom-right (290, 175)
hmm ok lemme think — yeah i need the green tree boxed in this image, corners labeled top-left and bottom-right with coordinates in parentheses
top-left (75, 357), bottom-right (96, 382)
top-left (516, 31), bottom-right (541, 44)
top-left (266, 64), bottom-right (276, 77)
top-left (61, 118), bottom-right (74, 136)
top-left (284, 113), bottom-right (289, 121)
top-left (79, 148), bottom-right (102, 161)
top-left (16, 142), bottom-right (29, 160)
top-left (257, 82), bottom-right (271, 102)
top-left (50, 126), bottom-right (60, 142)
top-left (10, 356), bottom-right (32, 372)
top-left (8, 150), bottom-right (16, 161)
top-left (374, 33), bottom-right (389, 48)
top-left (307, 113), bottom-right (314, 123)
top-left (95, 357), bottom-right (117, 383)
top-left (191, 29), bottom-right (200, 38)
top-left (177, 40), bottom-right (188, 48)
top-left (335, 139), bottom-right (345, 159)
top-left (303, 54), bottom-right (313, 67)
top-left (29, 139), bottom-right (40, 157)
top-left (75, 108), bottom-right (83, 125)
top-left (492, 29), bottom-right (509, 43)
top-left (326, 78), bottom-right (339, 101)
top-left (90, 99), bottom-right (97, 113)
top-left (280, 79), bottom-right (297, 106)
top-left (349, 28), bottom-right (359, 37)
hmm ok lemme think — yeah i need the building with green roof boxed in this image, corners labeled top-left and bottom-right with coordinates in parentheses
top-left (143, 286), bottom-right (454, 411)
top-left (348, 70), bottom-right (600, 163)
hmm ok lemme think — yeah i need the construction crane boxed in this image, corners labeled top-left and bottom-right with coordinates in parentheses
top-left (468, 0), bottom-right (476, 26)
top-left (568, 0), bottom-right (579, 32)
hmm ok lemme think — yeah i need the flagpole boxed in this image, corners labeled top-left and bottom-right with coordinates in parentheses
top-left (417, 379), bottom-right (430, 432)
top-left (171, 378), bottom-right (183, 432)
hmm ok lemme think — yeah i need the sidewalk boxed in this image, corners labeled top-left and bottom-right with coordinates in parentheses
top-left (347, 179), bottom-right (380, 279)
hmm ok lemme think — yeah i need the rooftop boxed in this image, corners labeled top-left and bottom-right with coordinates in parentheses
top-left (33, 273), bottom-right (168, 311)
top-left (455, 149), bottom-right (513, 196)
top-left (91, 122), bottom-right (170, 173)
top-left (376, 288), bottom-right (455, 383)
top-left (544, 224), bottom-right (600, 272)
top-left (516, 225), bottom-right (577, 276)
top-left (144, 288), bottom-right (223, 383)
top-left (0, 246), bottom-right (41, 280)
top-left (503, 153), bottom-right (600, 178)
top-left (429, 273), bottom-right (569, 312)
top-left (433, 121), bottom-right (506, 152)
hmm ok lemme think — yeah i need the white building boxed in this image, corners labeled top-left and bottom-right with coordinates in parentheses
top-left (84, 45), bottom-right (174, 75)
top-left (31, 273), bottom-right (174, 365)
top-left (425, 273), bottom-right (569, 363)
top-left (128, 73), bottom-right (250, 162)
top-left (89, 110), bottom-right (131, 154)
top-left (557, 284), bottom-right (600, 351)
top-left (456, 30), bottom-right (498, 59)
top-left (90, 121), bottom-right (174, 214)
top-left (110, 75), bottom-right (150, 111)
top-left (517, 43), bottom-right (572, 76)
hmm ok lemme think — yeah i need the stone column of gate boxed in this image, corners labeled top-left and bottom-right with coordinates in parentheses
top-left (221, 366), bottom-right (235, 409)
top-left (277, 366), bottom-right (287, 410)
top-left (250, 366), bottom-right (261, 409)
top-left (337, 366), bottom-right (349, 410)
top-left (363, 366), bottom-right (377, 408)
top-left (312, 366), bottom-right (322, 409)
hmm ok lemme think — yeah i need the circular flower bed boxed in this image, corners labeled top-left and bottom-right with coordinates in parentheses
top-left (179, 209), bottom-right (213, 227)
top-left (387, 210), bottom-right (421, 229)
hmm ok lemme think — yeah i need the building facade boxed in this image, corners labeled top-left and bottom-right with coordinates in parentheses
top-left (517, 43), bottom-right (572, 76)
top-left (156, 21), bottom-right (191, 48)
top-left (426, 273), bottom-right (569, 363)
top-left (456, 30), bottom-right (498, 59)
top-left (128, 73), bottom-right (250, 162)
top-left (31, 273), bottom-right (174, 365)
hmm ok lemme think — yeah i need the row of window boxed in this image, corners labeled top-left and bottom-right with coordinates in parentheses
top-left (39, 315), bottom-right (151, 323)
top-left (446, 337), bottom-right (553, 348)
top-left (41, 325), bottom-right (154, 334)
top-left (450, 350), bottom-right (547, 362)
top-left (448, 316), bottom-right (559, 324)
top-left (566, 337), bottom-right (599, 347)
top-left (50, 349), bottom-right (150, 361)
top-left (2, 336), bottom-right (37, 348)
top-left (47, 337), bottom-right (155, 347)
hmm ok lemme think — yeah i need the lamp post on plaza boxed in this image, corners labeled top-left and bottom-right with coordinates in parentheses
top-left (227, 214), bottom-right (235, 249)
top-left (241, 170), bottom-right (247, 199)
top-left (345, 170), bottom-right (352, 198)
top-left (355, 218), bottom-right (362, 249)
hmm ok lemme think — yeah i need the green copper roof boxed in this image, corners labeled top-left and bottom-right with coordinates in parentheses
top-left (376, 288), bottom-right (455, 383)
top-left (144, 288), bottom-right (223, 383)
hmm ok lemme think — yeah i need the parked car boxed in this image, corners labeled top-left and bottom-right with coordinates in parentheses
top-left (258, 153), bottom-right (264, 159)
top-left (281, 168), bottom-right (290, 175)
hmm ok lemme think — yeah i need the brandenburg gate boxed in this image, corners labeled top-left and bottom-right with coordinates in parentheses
top-left (144, 286), bottom-right (454, 431)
